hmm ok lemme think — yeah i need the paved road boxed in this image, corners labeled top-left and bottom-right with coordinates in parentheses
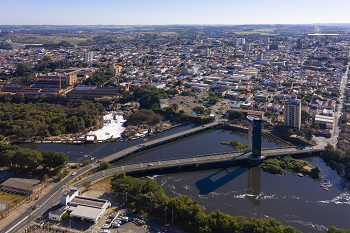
top-left (73, 151), bottom-right (251, 188)
top-left (313, 62), bottom-right (349, 149)
top-left (1, 164), bottom-right (95, 233)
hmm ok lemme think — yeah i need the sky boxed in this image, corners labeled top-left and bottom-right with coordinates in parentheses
top-left (1, 0), bottom-right (349, 25)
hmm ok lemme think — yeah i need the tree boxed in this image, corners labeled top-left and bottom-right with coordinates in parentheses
top-left (305, 127), bottom-right (313, 140)
top-left (100, 161), bottom-right (111, 170)
top-left (192, 106), bottom-right (205, 115)
top-left (171, 103), bottom-right (178, 112)
top-left (82, 181), bottom-right (92, 190)
top-left (41, 151), bottom-right (68, 170)
top-left (229, 111), bottom-right (244, 120)
top-left (15, 63), bottom-right (33, 76)
top-left (287, 129), bottom-right (294, 135)
top-left (301, 110), bottom-right (310, 122)
top-left (209, 95), bottom-right (219, 105)
top-left (295, 131), bottom-right (305, 137)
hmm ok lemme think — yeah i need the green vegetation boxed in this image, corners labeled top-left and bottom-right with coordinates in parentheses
top-left (111, 172), bottom-right (300, 233)
top-left (84, 70), bottom-right (115, 86)
top-left (328, 226), bottom-right (350, 233)
top-left (128, 109), bottom-right (162, 125)
top-left (0, 144), bottom-right (67, 171)
top-left (221, 140), bottom-right (248, 151)
top-left (301, 110), bottom-right (310, 122)
top-left (321, 143), bottom-right (350, 182)
top-left (260, 156), bottom-right (321, 178)
top-left (82, 181), bottom-right (92, 190)
top-left (0, 102), bottom-right (104, 139)
top-left (121, 130), bottom-right (136, 138)
top-left (61, 212), bottom-right (69, 220)
top-left (100, 161), bottom-right (111, 170)
top-left (125, 86), bottom-right (177, 109)
top-left (58, 170), bottom-right (69, 181)
top-left (0, 192), bottom-right (26, 215)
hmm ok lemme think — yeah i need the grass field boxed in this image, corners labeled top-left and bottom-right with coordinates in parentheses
top-left (0, 192), bottom-right (26, 214)
top-left (160, 31), bottom-right (179, 35)
top-left (234, 28), bottom-right (278, 36)
top-left (2, 33), bottom-right (93, 46)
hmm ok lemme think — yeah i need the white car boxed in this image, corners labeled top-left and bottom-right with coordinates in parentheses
top-left (71, 172), bottom-right (77, 176)
top-left (102, 224), bottom-right (110, 229)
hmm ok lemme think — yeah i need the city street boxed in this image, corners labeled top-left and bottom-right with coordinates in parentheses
top-left (313, 62), bottom-right (349, 149)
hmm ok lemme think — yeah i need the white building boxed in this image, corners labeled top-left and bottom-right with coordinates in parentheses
top-left (60, 190), bottom-right (78, 205)
top-left (84, 51), bottom-right (94, 62)
top-left (49, 209), bottom-right (67, 222)
top-left (203, 48), bottom-right (211, 56)
top-left (284, 95), bottom-right (301, 130)
top-left (236, 38), bottom-right (246, 47)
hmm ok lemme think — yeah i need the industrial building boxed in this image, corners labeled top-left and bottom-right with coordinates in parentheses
top-left (1, 178), bottom-right (46, 195)
top-left (51, 189), bottom-right (112, 223)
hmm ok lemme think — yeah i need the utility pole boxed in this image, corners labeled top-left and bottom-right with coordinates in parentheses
top-left (125, 192), bottom-right (128, 204)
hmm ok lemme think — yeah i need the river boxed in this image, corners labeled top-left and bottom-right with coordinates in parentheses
top-left (19, 126), bottom-right (350, 232)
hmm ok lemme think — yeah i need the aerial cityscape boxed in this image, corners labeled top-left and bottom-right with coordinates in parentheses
top-left (1, 2), bottom-right (350, 233)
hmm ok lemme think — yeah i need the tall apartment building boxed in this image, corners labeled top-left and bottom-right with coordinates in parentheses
top-left (257, 52), bottom-right (264, 61)
top-left (297, 38), bottom-right (303, 49)
top-left (242, 43), bottom-right (251, 51)
top-left (269, 43), bottom-right (279, 51)
top-left (203, 48), bottom-right (211, 56)
top-left (236, 38), bottom-right (245, 47)
top-left (84, 51), bottom-right (94, 62)
top-left (284, 95), bottom-right (301, 130)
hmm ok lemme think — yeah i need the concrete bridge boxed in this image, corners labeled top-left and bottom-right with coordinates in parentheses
top-left (73, 147), bottom-right (324, 189)
top-left (102, 121), bottom-right (219, 163)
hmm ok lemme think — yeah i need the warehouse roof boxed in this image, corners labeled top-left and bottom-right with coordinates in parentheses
top-left (70, 205), bottom-right (104, 220)
top-left (2, 178), bottom-right (41, 191)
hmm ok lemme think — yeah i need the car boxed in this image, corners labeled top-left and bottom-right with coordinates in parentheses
top-left (71, 172), bottom-right (77, 176)
top-left (102, 224), bottom-right (110, 229)
top-left (148, 163), bottom-right (153, 166)
top-left (120, 203), bottom-right (125, 207)
top-left (32, 205), bottom-right (39, 210)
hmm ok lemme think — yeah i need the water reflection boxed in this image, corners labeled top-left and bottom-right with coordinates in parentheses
top-left (246, 167), bottom-right (261, 206)
top-left (195, 167), bottom-right (248, 195)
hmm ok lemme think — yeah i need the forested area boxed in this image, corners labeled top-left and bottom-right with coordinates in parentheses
top-left (124, 86), bottom-right (178, 108)
top-left (128, 109), bottom-right (162, 125)
top-left (83, 70), bottom-right (115, 86)
top-left (0, 102), bottom-right (104, 139)
top-left (321, 143), bottom-right (350, 181)
top-left (0, 144), bottom-right (67, 171)
top-left (111, 172), bottom-right (301, 233)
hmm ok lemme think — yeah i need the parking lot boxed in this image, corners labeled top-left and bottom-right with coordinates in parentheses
top-left (49, 190), bottom-right (185, 233)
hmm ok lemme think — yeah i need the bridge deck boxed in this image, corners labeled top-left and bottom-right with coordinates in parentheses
top-left (102, 122), bottom-right (219, 163)
top-left (74, 147), bottom-right (324, 189)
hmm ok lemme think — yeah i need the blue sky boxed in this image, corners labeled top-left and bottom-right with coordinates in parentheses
top-left (1, 0), bottom-right (349, 25)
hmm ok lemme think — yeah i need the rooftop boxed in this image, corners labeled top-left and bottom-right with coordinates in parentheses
top-left (2, 178), bottom-right (41, 191)
top-left (70, 196), bottom-right (107, 208)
